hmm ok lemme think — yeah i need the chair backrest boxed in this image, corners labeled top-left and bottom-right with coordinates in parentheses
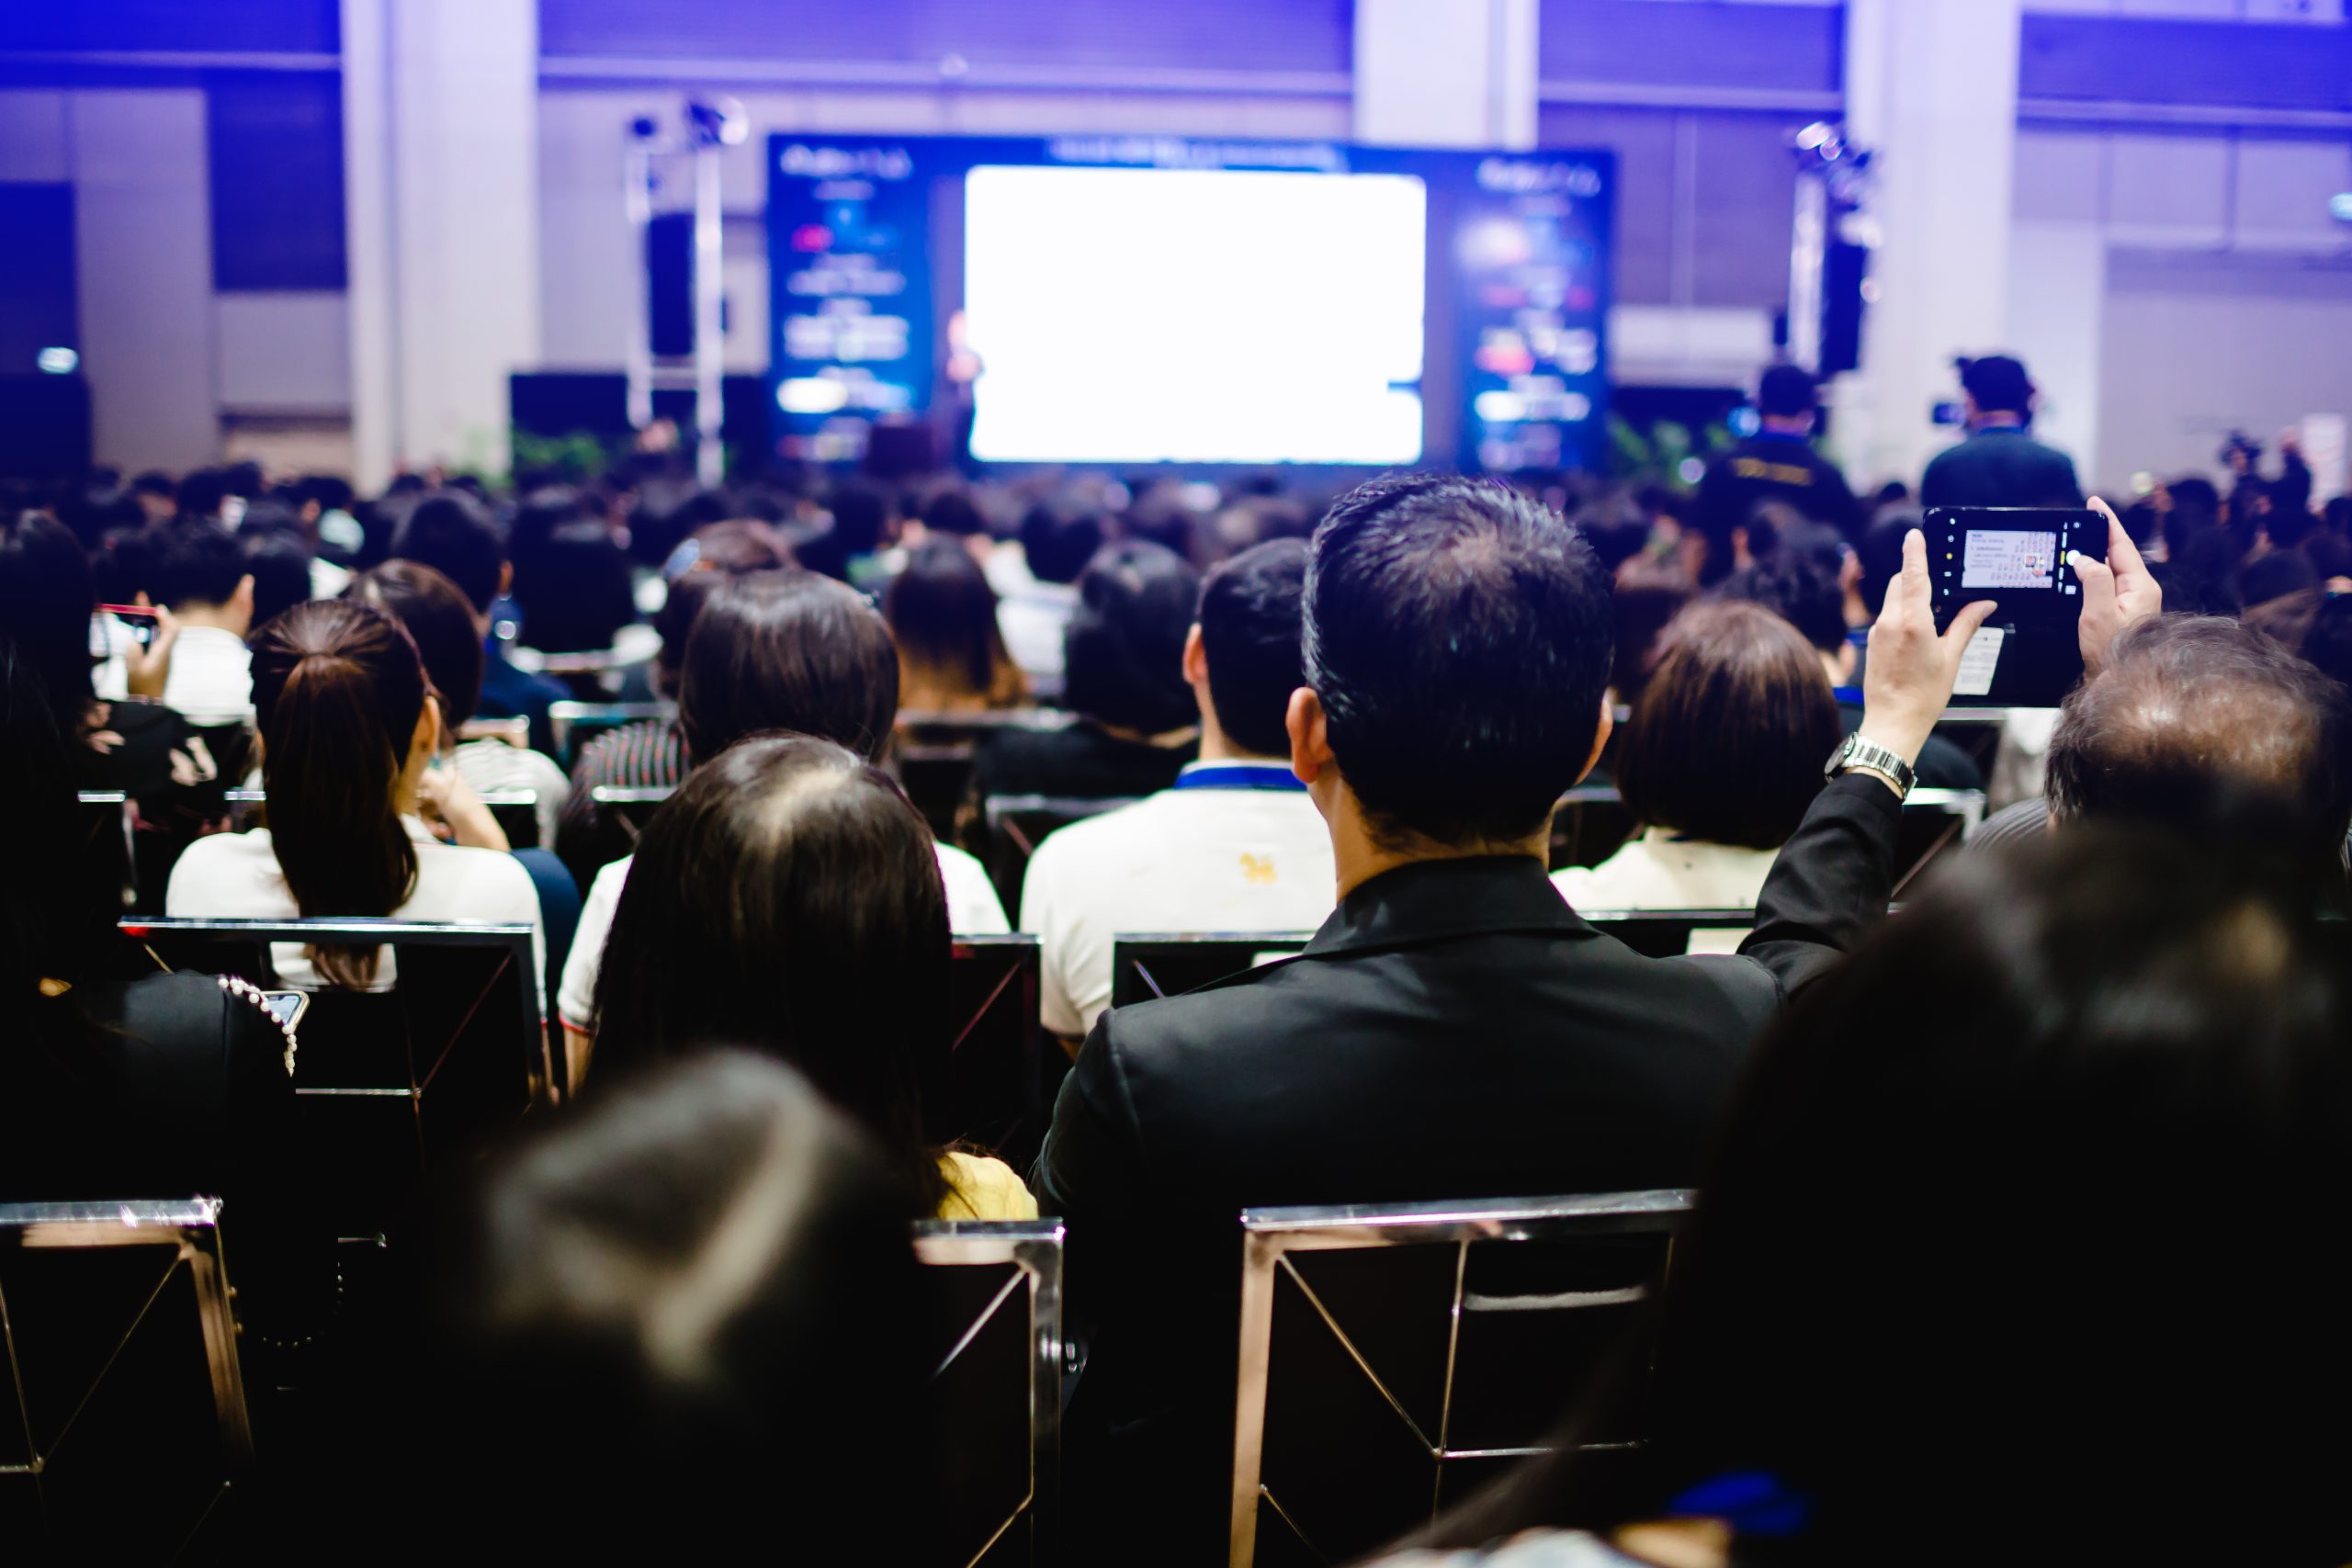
top-left (939, 936), bottom-right (1057, 1174)
top-left (585, 783), bottom-right (675, 852)
top-left (456, 716), bottom-right (530, 750)
top-left (1892, 787), bottom-right (1985, 896)
top-left (0, 1199), bottom-right (251, 1559)
top-left (978, 795), bottom-right (1141, 914)
top-left (895, 711), bottom-right (1075, 841)
top-left (118, 918), bottom-right (549, 1238)
top-left (548, 700), bottom-right (672, 767)
top-left (1109, 910), bottom-right (1762, 1008)
top-left (1230, 1190), bottom-right (1692, 1568)
top-left (912, 1219), bottom-right (1065, 1568)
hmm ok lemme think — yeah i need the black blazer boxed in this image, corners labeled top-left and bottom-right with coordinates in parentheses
top-left (1919, 429), bottom-right (2084, 510)
top-left (1033, 773), bottom-right (1903, 1558)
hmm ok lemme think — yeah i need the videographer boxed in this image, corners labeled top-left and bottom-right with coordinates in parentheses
top-left (1689, 364), bottom-right (1863, 584)
top-left (1920, 354), bottom-right (2083, 509)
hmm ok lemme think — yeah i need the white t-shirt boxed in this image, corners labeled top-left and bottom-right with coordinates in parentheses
top-left (164, 816), bottom-right (546, 989)
top-left (1018, 763), bottom-right (1336, 1039)
top-left (95, 622), bottom-right (254, 727)
top-left (556, 840), bottom-right (1010, 1032)
top-left (1553, 827), bottom-right (1775, 919)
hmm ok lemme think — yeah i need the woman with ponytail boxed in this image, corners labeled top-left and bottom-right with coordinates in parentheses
top-left (165, 600), bottom-right (543, 989)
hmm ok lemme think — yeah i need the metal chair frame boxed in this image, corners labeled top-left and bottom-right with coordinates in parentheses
top-left (1229, 1190), bottom-right (1693, 1568)
top-left (0, 1198), bottom-right (253, 1502)
top-left (913, 1219), bottom-right (1066, 1568)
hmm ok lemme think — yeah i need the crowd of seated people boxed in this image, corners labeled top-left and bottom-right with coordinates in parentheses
top-left (6, 373), bottom-right (2352, 1562)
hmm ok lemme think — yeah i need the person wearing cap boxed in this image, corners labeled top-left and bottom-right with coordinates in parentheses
top-left (1921, 354), bottom-right (2084, 510)
top-left (1688, 364), bottom-right (1864, 586)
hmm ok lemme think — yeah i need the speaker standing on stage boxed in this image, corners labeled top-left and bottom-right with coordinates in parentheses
top-left (1690, 365), bottom-right (1863, 584)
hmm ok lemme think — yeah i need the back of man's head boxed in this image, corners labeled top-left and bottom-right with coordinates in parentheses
top-left (1197, 537), bottom-right (1308, 759)
top-left (1306, 474), bottom-right (1611, 846)
top-left (1960, 355), bottom-right (2034, 418)
top-left (390, 492), bottom-right (507, 614)
top-left (147, 521), bottom-right (247, 611)
top-left (1758, 364), bottom-right (1818, 421)
top-left (2048, 615), bottom-right (2352, 868)
top-left (1019, 504), bottom-right (1104, 586)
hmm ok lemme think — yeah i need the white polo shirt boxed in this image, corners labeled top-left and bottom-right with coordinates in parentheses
top-left (164, 816), bottom-right (546, 989)
top-left (1019, 761), bottom-right (1336, 1039)
top-left (557, 840), bottom-right (1009, 1033)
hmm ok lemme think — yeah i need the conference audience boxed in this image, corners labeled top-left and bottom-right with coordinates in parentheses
top-left (886, 535), bottom-right (1027, 712)
top-left (588, 736), bottom-right (1035, 1221)
top-left (556, 571), bottom-right (1008, 1063)
top-left (355, 1053), bottom-right (940, 1561)
top-left (165, 600), bottom-right (546, 990)
top-left (348, 559), bottom-right (570, 850)
top-left (1388, 828), bottom-right (2352, 1566)
top-left (554, 517), bottom-right (786, 885)
top-left (997, 503), bottom-right (1103, 689)
top-left (1919, 353), bottom-right (2084, 509)
top-left (1035, 474), bottom-right (1996, 1560)
top-left (391, 491), bottom-right (568, 752)
top-left (1605, 556), bottom-right (1694, 703)
top-left (1557, 600), bottom-right (1839, 912)
top-left (1020, 538), bottom-right (1335, 1045)
top-left (967, 540), bottom-right (1202, 804)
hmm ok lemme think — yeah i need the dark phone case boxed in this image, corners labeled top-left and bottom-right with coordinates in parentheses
top-left (1923, 507), bottom-right (2103, 630)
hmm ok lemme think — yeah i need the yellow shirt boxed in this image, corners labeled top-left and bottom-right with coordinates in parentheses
top-left (936, 1151), bottom-right (1040, 1221)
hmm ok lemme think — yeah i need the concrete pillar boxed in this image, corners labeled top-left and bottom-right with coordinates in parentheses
top-left (343, 0), bottom-right (540, 488)
top-left (1836, 0), bottom-right (2021, 491)
top-left (1353, 0), bottom-right (1536, 150)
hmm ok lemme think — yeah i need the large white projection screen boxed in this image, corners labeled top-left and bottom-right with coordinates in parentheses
top-left (962, 165), bottom-right (1427, 465)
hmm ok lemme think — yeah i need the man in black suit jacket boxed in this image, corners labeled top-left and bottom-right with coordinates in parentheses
top-left (1920, 355), bottom-right (2084, 510)
top-left (1034, 474), bottom-right (1998, 1560)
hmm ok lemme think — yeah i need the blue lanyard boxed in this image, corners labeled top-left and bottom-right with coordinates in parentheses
top-left (1170, 765), bottom-right (1306, 793)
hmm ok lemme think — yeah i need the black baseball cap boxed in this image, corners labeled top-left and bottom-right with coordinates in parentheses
top-left (1758, 365), bottom-right (1819, 419)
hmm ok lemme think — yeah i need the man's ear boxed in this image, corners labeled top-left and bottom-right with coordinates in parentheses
top-left (1286, 687), bottom-right (1331, 786)
top-left (497, 560), bottom-right (514, 600)
top-left (232, 573), bottom-right (256, 620)
top-left (1182, 623), bottom-right (1208, 688)
top-left (1576, 692), bottom-right (1614, 786)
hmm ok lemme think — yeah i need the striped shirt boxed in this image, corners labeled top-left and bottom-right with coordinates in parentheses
top-left (555, 718), bottom-right (685, 883)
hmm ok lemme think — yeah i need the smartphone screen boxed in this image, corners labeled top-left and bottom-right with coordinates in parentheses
top-left (97, 604), bottom-right (159, 649)
top-left (1924, 508), bottom-right (2103, 630)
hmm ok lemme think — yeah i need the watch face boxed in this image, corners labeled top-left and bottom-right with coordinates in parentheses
top-left (1825, 734), bottom-right (1858, 778)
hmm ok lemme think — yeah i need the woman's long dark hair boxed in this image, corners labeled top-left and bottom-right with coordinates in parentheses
top-left (587, 735), bottom-right (953, 1209)
top-left (347, 559), bottom-right (486, 731)
top-left (0, 511), bottom-right (100, 734)
top-left (885, 536), bottom-right (1024, 709)
top-left (1425, 827), bottom-right (2352, 1564)
top-left (247, 600), bottom-right (427, 987)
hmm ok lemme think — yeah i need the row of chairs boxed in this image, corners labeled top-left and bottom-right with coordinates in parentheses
top-left (1, 1188), bottom-right (1684, 1568)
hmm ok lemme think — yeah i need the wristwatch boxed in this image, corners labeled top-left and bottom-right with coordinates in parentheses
top-left (1825, 732), bottom-right (1916, 799)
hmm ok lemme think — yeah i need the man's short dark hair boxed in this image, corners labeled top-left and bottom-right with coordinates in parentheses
top-left (1960, 355), bottom-right (2034, 416)
top-left (2048, 615), bottom-right (2352, 870)
top-left (1019, 504), bottom-right (1104, 586)
top-left (1197, 537), bottom-right (1308, 759)
top-left (1306, 474), bottom-right (1612, 846)
top-left (390, 492), bottom-right (507, 613)
top-left (1758, 364), bottom-right (1819, 420)
top-left (147, 521), bottom-right (247, 610)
